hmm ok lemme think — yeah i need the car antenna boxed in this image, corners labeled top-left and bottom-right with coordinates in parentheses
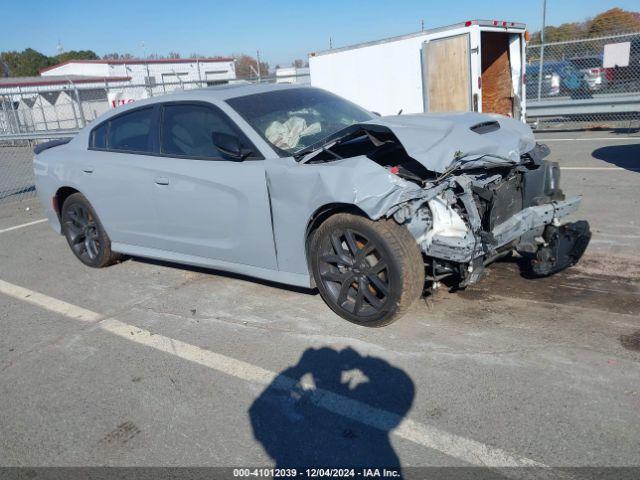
top-left (397, 109), bottom-right (403, 115)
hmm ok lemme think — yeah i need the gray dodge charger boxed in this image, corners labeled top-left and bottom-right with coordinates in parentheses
top-left (34, 84), bottom-right (590, 326)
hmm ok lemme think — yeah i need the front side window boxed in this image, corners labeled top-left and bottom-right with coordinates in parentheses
top-left (226, 88), bottom-right (374, 157)
top-left (107, 107), bottom-right (154, 152)
top-left (160, 103), bottom-right (238, 158)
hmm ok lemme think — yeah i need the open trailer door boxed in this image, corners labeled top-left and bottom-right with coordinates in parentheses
top-left (479, 30), bottom-right (526, 119)
top-left (421, 33), bottom-right (472, 112)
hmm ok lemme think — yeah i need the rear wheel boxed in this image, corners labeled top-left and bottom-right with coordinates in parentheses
top-left (310, 213), bottom-right (424, 327)
top-left (61, 193), bottom-right (120, 268)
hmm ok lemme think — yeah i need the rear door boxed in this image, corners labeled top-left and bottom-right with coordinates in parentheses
top-left (421, 33), bottom-right (472, 112)
top-left (83, 105), bottom-right (164, 248)
top-left (150, 101), bottom-right (277, 269)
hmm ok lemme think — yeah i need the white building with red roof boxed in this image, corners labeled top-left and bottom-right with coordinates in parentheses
top-left (39, 57), bottom-right (236, 87)
top-left (0, 57), bottom-right (237, 132)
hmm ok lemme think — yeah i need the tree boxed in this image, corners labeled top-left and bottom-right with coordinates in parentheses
top-left (234, 54), bottom-right (269, 78)
top-left (0, 48), bottom-right (51, 76)
top-left (529, 7), bottom-right (640, 46)
top-left (529, 22), bottom-right (586, 45)
top-left (292, 59), bottom-right (305, 68)
top-left (52, 50), bottom-right (98, 64)
top-left (168, 51), bottom-right (181, 59)
top-left (586, 8), bottom-right (640, 36)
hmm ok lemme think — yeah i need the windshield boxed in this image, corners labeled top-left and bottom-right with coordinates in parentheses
top-left (226, 88), bottom-right (374, 157)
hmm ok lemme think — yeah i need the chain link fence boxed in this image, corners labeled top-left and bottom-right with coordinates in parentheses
top-left (526, 31), bottom-right (640, 130)
top-left (0, 138), bottom-right (40, 203)
top-left (0, 79), bottom-right (227, 136)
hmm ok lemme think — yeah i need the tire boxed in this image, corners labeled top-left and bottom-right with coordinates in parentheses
top-left (309, 213), bottom-right (424, 327)
top-left (61, 193), bottom-right (121, 268)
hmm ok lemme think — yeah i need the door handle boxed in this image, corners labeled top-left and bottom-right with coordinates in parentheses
top-left (154, 177), bottom-right (170, 185)
top-left (82, 166), bottom-right (94, 173)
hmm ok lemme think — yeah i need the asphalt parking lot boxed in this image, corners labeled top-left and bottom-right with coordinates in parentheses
top-left (0, 131), bottom-right (639, 475)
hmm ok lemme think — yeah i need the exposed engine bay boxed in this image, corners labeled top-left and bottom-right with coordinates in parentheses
top-left (296, 113), bottom-right (591, 288)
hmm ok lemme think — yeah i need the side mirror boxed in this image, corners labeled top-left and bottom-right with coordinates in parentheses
top-left (212, 132), bottom-right (252, 160)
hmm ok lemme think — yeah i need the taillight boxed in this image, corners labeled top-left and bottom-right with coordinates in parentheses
top-left (605, 68), bottom-right (614, 81)
top-left (590, 68), bottom-right (602, 74)
top-left (523, 73), bottom-right (527, 85)
top-left (51, 196), bottom-right (58, 214)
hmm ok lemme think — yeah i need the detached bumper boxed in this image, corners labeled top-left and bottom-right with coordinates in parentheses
top-left (423, 196), bottom-right (583, 263)
top-left (491, 196), bottom-right (582, 249)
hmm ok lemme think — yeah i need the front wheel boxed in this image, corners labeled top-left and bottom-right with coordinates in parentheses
top-left (309, 213), bottom-right (424, 327)
top-left (61, 193), bottom-right (121, 268)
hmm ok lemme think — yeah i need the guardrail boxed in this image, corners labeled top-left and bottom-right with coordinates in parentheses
top-left (527, 94), bottom-right (640, 117)
top-left (0, 130), bottom-right (79, 142)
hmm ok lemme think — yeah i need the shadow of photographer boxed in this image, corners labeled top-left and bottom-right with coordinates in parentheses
top-left (249, 346), bottom-right (414, 474)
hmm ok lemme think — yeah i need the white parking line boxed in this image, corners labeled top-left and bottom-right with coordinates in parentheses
top-left (0, 278), bottom-right (549, 471)
top-left (0, 218), bottom-right (47, 234)
top-left (562, 167), bottom-right (639, 171)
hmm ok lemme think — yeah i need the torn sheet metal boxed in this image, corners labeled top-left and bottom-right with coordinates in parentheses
top-left (264, 155), bottom-right (438, 275)
top-left (357, 112), bottom-right (536, 173)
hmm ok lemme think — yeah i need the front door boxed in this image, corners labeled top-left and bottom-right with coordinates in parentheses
top-left (151, 101), bottom-right (277, 270)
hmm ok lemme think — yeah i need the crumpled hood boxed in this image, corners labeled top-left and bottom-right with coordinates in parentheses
top-left (359, 112), bottom-right (536, 173)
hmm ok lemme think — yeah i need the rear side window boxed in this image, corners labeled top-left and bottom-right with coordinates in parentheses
top-left (161, 104), bottom-right (237, 158)
top-left (107, 107), bottom-right (154, 152)
top-left (91, 122), bottom-right (107, 149)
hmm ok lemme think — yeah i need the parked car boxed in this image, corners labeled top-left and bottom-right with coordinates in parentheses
top-left (34, 85), bottom-right (590, 326)
top-left (526, 61), bottom-right (591, 99)
top-left (569, 56), bottom-right (610, 91)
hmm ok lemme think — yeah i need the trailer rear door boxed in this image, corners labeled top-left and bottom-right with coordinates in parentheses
top-left (481, 32), bottom-right (514, 117)
top-left (421, 33), bottom-right (472, 112)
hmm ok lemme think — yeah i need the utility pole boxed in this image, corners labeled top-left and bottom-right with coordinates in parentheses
top-left (537, 0), bottom-right (547, 101)
top-left (141, 41), bottom-right (152, 96)
top-left (256, 50), bottom-right (262, 83)
top-left (421, 19), bottom-right (424, 31)
top-left (329, 37), bottom-right (333, 49)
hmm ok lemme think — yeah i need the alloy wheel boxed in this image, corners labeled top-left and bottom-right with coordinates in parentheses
top-left (318, 228), bottom-right (390, 318)
top-left (64, 203), bottom-right (101, 262)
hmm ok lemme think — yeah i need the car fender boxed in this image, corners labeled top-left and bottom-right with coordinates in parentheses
top-left (264, 156), bottom-right (426, 276)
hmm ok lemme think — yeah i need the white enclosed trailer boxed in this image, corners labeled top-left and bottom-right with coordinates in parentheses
top-left (309, 20), bottom-right (527, 120)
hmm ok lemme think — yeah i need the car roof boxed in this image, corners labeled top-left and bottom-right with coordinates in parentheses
top-left (92, 82), bottom-right (313, 121)
top-left (172, 82), bottom-right (309, 101)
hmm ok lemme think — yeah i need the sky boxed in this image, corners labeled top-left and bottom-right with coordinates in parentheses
top-left (3, 0), bottom-right (639, 67)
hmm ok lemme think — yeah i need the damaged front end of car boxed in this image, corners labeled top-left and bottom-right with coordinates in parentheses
top-left (298, 112), bottom-right (591, 289)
